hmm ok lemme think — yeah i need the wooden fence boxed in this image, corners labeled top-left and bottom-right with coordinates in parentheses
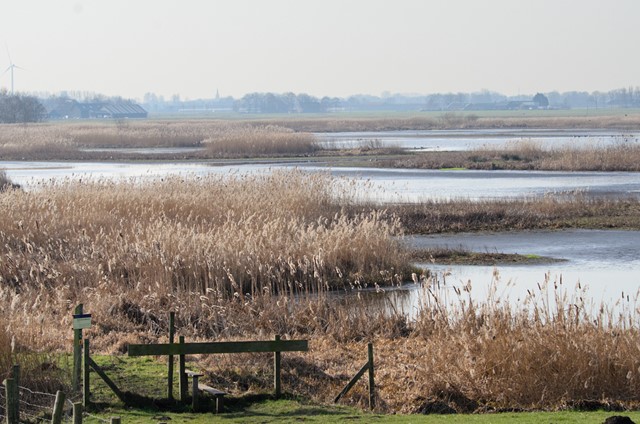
top-left (2, 364), bottom-right (121, 424)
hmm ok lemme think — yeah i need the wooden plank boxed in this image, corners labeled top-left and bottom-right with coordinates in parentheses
top-left (198, 383), bottom-right (226, 413)
top-left (128, 339), bottom-right (308, 356)
top-left (198, 384), bottom-right (226, 396)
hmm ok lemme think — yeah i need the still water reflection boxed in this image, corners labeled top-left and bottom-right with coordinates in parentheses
top-left (316, 129), bottom-right (640, 151)
top-left (365, 230), bottom-right (640, 317)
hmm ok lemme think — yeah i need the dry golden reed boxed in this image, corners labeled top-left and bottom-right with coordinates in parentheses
top-left (0, 120), bottom-right (318, 159)
top-left (0, 170), bottom-right (409, 347)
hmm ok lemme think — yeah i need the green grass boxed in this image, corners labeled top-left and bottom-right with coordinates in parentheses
top-left (81, 355), bottom-right (640, 423)
top-left (81, 400), bottom-right (640, 423)
top-left (524, 253), bottom-right (542, 259)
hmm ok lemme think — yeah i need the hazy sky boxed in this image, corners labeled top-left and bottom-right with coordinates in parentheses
top-left (1, 0), bottom-right (639, 100)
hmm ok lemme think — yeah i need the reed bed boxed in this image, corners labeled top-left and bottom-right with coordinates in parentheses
top-left (249, 112), bottom-right (640, 132)
top-left (384, 138), bottom-right (640, 171)
top-left (390, 195), bottom-right (640, 233)
top-left (202, 124), bottom-right (317, 157)
top-left (473, 138), bottom-right (640, 171)
top-left (370, 273), bottom-right (640, 413)
top-left (0, 121), bottom-right (318, 159)
top-left (0, 170), bottom-right (409, 349)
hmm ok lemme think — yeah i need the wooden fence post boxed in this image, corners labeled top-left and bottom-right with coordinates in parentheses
top-left (368, 342), bottom-right (375, 410)
top-left (72, 402), bottom-right (83, 424)
top-left (191, 374), bottom-right (200, 411)
top-left (3, 378), bottom-right (18, 424)
top-left (73, 304), bottom-right (83, 392)
top-left (274, 335), bottom-right (282, 397)
top-left (11, 364), bottom-right (19, 422)
top-left (11, 365), bottom-right (19, 390)
top-left (178, 336), bottom-right (187, 402)
top-left (51, 390), bottom-right (66, 424)
top-left (83, 338), bottom-right (90, 408)
top-left (168, 311), bottom-right (175, 400)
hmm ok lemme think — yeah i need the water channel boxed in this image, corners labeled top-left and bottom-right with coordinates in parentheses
top-left (316, 129), bottom-right (640, 151)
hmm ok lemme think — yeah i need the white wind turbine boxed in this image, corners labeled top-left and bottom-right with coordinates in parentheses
top-left (2, 45), bottom-right (25, 95)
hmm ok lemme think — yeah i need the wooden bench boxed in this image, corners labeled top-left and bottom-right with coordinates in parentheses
top-left (185, 370), bottom-right (226, 413)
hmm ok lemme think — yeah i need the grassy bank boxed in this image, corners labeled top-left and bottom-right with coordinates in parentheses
top-left (409, 248), bottom-right (563, 265)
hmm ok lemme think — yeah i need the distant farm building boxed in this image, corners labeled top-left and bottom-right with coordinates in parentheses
top-left (44, 98), bottom-right (148, 119)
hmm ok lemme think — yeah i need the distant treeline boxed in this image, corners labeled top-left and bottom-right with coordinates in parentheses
top-left (139, 87), bottom-right (640, 114)
top-left (16, 86), bottom-right (640, 118)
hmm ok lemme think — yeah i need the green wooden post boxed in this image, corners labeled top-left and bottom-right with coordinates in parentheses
top-left (73, 304), bottom-right (83, 391)
top-left (51, 390), bottom-right (66, 424)
top-left (72, 402), bottom-right (83, 424)
top-left (110, 418), bottom-right (121, 424)
top-left (11, 364), bottom-right (19, 389)
top-left (4, 378), bottom-right (18, 424)
top-left (83, 338), bottom-right (90, 408)
top-left (368, 343), bottom-right (375, 410)
top-left (11, 364), bottom-right (19, 422)
top-left (274, 335), bottom-right (282, 397)
top-left (168, 311), bottom-right (175, 400)
top-left (178, 336), bottom-right (187, 402)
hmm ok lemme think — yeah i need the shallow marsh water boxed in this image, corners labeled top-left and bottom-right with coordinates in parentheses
top-left (3, 161), bottom-right (640, 201)
top-left (316, 129), bottom-right (640, 151)
top-left (374, 229), bottom-right (640, 317)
